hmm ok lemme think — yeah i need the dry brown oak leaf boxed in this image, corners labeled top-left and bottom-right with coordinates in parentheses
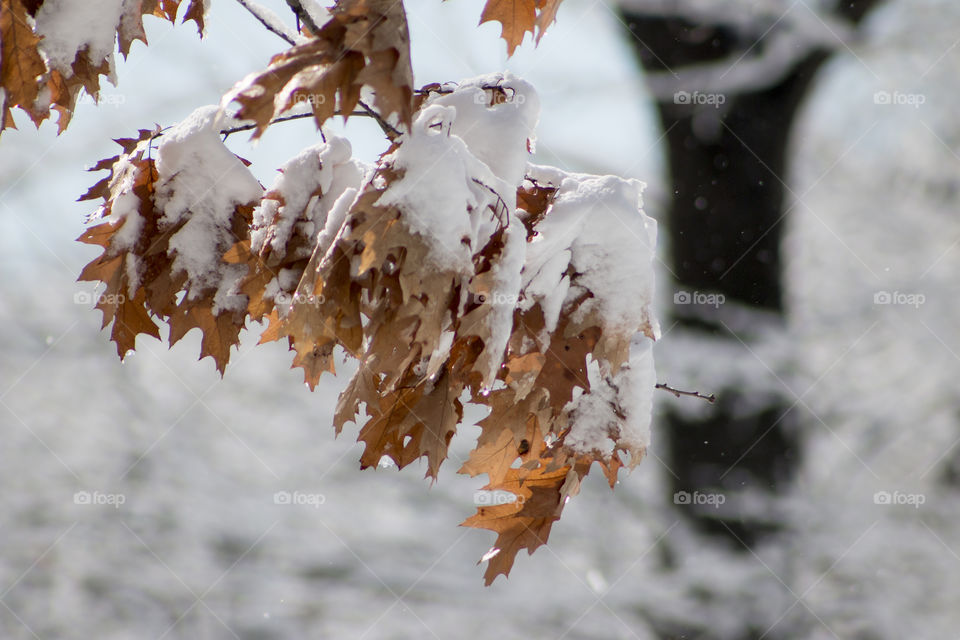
top-left (227, 0), bottom-right (413, 139)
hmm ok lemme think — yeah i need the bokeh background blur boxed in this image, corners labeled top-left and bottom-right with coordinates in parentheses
top-left (2, 1), bottom-right (960, 638)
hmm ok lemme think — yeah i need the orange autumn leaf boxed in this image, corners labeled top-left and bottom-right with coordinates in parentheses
top-left (477, 0), bottom-right (564, 56)
top-left (0, 0), bottom-right (204, 135)
top-left (75, 59), bottom-right (658, 587)
top-left (0, 0), bottom-right (47, 129)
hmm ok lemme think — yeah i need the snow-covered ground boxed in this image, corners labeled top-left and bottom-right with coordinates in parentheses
top-left (2, 0), bottom-right (959, 638)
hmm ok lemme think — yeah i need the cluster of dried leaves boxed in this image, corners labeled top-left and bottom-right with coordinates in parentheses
top-left (0, 0), bottom-right (203, 134)
top-left (80, 124), bottom-right (651, 585)
top-left (77, 126), bottom-right (256, 371)
top-left (1, 0), bottom-right (559, 137)
top-left (7, 0), bottom-right (660, 586)
top-left (225, 0), bottom-right (414, 138)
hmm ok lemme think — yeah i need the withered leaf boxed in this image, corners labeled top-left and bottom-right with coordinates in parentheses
top-left (225, 0), bottom-right (413, 139)
top-left (461, 462), bottom-right (573, 585)
top-left (0, 0), bottom-right (47, 129)
top-left (477, 0), bottom-right (564, 56)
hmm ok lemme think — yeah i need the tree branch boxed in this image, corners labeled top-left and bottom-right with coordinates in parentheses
top-left (357, 100), bottom-right (401, 139)
top-left (219, 109), bottom-right (395, 138)
top-left (285, 0), bottom-right (322, 35)
top-left (233, 0), bottom-right (298, 46)
top-left (220, 112), bottom-right (317, 138)
top-left (146, 110), bottom-right (392, 145)
top-left (655, 382), bottom-right (716, 403)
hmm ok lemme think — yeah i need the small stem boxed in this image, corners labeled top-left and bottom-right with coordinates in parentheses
top-left (357, 99), bottom-right (401, 139)
top-left (471, 178), bottom-right (510, 229)
top-left (147, 110), bottom-right (384, 144)
top-left (221, 112), bottom-right (317, 138)
top-left (655, 382), bottom-right (716, 403)
top-left (285, 0), bottom-right (321, 35)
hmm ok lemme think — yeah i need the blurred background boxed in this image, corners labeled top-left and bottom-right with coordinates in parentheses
top-left (2, 0), bottom-right (959, 638)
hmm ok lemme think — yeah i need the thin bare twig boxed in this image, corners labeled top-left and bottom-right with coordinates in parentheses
top-left (357, 100), bottom-right (401, 139)
top-left (220, 112), bottom-right (317, 138)
top-left (220, 109), bottom-right (391, 138)
top-left (655, 382), bottom-right (716, 403)
top-left (233, 0), bottom-right (297, 46)
top-left (145, 110), bottom-right (388, 144)
top-left (285, 0), bottom-right (321, 35)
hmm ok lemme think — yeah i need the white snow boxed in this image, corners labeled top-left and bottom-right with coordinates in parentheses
top-left (565, 337), bottom-right (656, 460)
top-left (521, 165), bottom-right (659, 341)
top-left (24, 0), bottom-right (960, 638)
top-left (251, 136), bottom-right (366, 260)
top-left (622, 0), bottom-right (850, 100)
top-left (110, 191), bottom-right (143, 248)
top-left (376, 102), bottom-right (513, 273)
top-left (422, 72), bottom-right (540, 188)
top-left (375, 75), bottom-right (658, 400)
top-left (474, 221), bottom-right (526, 386)
top-left (35, 0), bottom-right (124, 73)
top-left (100, 148), bottom-right (151, 251)
top-left (154, 105), bottom-right (263, 311)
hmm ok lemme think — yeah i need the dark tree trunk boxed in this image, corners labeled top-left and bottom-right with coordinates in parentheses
top-left (620, 2), bottom-right (880, 548)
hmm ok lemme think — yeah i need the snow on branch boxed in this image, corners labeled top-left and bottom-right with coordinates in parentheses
top-left (624, 0), bottom-right (856, 97)
top-left (234, 0), bottom-right (301, 45)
